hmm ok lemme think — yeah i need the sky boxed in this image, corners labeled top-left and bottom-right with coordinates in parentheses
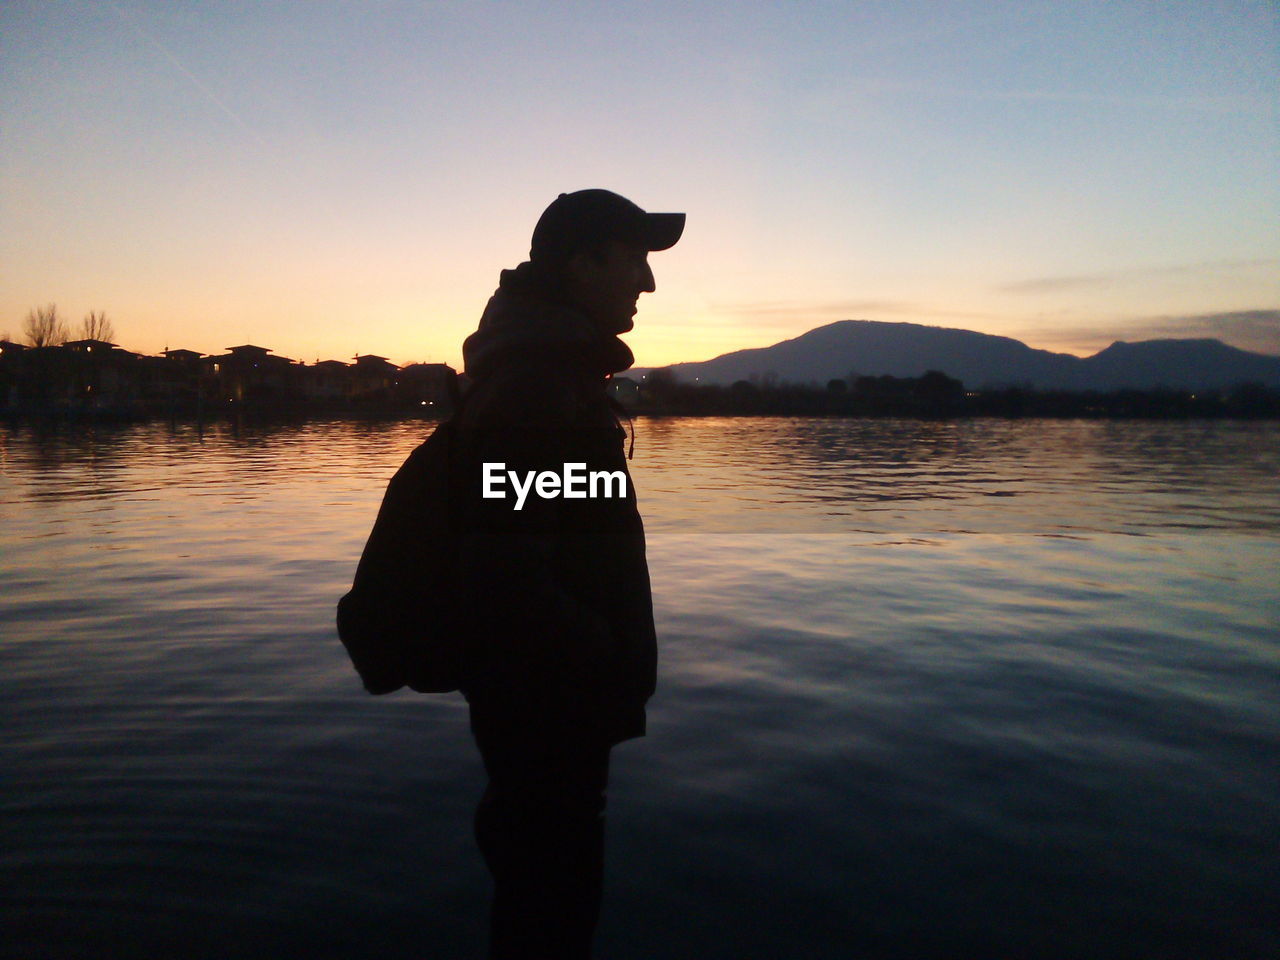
top-left (2, 0), bottom-right (1277, 369)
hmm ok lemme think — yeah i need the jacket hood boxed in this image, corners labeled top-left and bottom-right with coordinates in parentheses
top-left (462, 262), bottom-right (635, 381)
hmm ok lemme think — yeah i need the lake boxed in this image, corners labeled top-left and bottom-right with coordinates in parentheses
top-left (2, 416), bottom-right (1277, 959)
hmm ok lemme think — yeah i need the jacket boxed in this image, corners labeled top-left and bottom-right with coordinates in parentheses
top-left (452, 263), bottom-right (657, 746)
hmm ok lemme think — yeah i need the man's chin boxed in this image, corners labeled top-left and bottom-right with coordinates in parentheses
top-left (588, 306), bottom-right (635, 335)
top-left (605, 313), bottom-right (635, 335)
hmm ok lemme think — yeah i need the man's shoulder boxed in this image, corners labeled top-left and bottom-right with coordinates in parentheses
top-left (459, 360), bottom-right (608, 431)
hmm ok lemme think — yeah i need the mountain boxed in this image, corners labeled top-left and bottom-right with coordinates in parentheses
top-left (632, 320), bottom-right (1280, 391)
top-left (1076, 338), bottom-right (1280, 391)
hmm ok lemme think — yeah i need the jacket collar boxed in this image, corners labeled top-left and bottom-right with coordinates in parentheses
top-left (462, 262), bottom-right (635, 381)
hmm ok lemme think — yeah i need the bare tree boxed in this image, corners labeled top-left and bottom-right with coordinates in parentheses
top-left (23, 304), bottom-right (70, 347)
top-left (80, 310), bottom-right (115, 343)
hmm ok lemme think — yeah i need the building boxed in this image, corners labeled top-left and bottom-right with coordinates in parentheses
top-left (303, 359), bottom-right (355, 402)
top-left (394, 362), bottom-right (456, 411)
top-left (206, 345), bottom-right (299, 405)
top-left (1, 338), bottom-right (459, 418)
top-left (351, 354), bottom-right (398, 401)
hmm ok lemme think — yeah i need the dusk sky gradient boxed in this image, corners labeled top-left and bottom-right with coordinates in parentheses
top-left (3, 0), bottom-right (1277, 369)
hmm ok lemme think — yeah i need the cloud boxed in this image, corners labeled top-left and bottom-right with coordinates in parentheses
top-left (1025, 309), bottom-right (1280, 356)
top-left (715, 298), bottom-right (919, 317)
top-left (944, 86), bottom-right (1265, 114)
top-left (713, 299), bottom-right (1000, 323)
top-left (998, 259), bottom-right (1279, 295)
top-left (1130, 310), bottom-right (1280, 355)
top-left (813, 78), bottom-right (1272, 121)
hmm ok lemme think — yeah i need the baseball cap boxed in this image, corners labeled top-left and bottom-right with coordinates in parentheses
top-left (530, 189), bottom-right (685, 265)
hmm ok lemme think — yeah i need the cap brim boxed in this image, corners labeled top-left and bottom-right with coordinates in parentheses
top-left (643, 212), bottom-right (685, 251)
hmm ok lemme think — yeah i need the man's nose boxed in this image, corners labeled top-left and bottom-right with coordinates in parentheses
top-left (638, 260), bottom-right (656, 294)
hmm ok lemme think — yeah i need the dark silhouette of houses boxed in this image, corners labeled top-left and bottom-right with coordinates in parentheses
top-left (304, 360), bottom-right (355, 402)
top-left (0, 340), bottom-right (29, 409)
top-left (64, 339), bottom-right (141, 411)
top-left (393, 362), bottom-right (455, 411)
top-left (1, 336), bottom-right (462, 418)
top-left (137, 348), bottom-right (210, 411)
top-left (207, 345), bottom-right (299, 405)
top-left (351, 355), bottom-right (398, 401)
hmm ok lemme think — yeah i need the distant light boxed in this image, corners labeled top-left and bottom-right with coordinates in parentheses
top-left (420, 401), bottom-right (427, 406)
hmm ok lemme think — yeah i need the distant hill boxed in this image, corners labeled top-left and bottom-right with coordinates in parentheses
top-left (1075, 338), bottom-right (1280, 391)
top-left (632, 320), bottom-right (1280, 391)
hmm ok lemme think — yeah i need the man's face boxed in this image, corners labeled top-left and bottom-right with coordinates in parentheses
top-left (565, 239), bottom-right (656, 335)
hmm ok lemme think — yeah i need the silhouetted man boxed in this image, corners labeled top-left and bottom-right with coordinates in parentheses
top-left (452, 189), bottom-right (684, 959)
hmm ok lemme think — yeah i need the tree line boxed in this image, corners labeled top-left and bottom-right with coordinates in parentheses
top-left (632, 369), bottom-right (1280, 418)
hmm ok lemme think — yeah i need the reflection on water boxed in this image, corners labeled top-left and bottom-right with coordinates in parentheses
top-left (632, 417), bottom-right (1280, 534)
top-left (2, 417), bottom-right (1278, 959)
